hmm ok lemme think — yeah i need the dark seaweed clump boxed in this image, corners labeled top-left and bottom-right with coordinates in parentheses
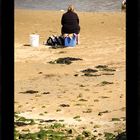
top-left (19, 90), bottom-right (39, 94)
top-left (98, 110), bottom-right (110, 116)
top-left (59, 104), bottom-right (70, 107)
top-left (83, 73), bottom-right (101, 77)
top-left (95, 65), bottom-right (108, 69)
top-left (18, 129), bottom-right (66, 140)
top-left (15, 117), bottom-right (35, 126)
top-left (99, 81), bottom-right (114, 86)
top-left (95, 65), bottom-right (116, 72)
top-left (49, 57), bottom-right (82, 65)
top-left (81, 68), bottom-right (98, 73)
top-left (115, 132), bottom-right (126, 140)
top-left (40, 119), bottom-right (57, 123)
top-left (104, 132), bottom-right (116, 140)
top-left (81, 68), bottom-right (101, 77)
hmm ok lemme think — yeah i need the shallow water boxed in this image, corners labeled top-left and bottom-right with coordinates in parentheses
top-left (15, 0), bottom-right (123, 12)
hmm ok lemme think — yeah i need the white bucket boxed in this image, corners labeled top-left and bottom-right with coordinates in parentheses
top-left (30, 34), bottom-right (39, 47)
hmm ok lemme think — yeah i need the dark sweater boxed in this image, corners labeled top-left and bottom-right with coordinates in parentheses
top-left (61, 11), bottom-right (80, 34)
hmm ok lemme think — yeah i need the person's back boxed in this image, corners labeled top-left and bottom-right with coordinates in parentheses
top-left (61, 5), bottom-right (80, 35)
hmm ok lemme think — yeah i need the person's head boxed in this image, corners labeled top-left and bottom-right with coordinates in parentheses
top-left (67, 5), bottom-right (74, 12)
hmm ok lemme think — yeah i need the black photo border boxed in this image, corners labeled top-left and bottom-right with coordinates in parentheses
top-left (126, 0), bottom-right (140, 139)
top-left (1, 0), bottom-right (14, 139)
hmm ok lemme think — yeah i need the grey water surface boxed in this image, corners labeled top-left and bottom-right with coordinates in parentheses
top-left (15, 0), bottom-right (123, 12)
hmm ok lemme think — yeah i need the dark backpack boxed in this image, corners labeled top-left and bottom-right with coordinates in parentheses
top-left (46, 35), bottom-right (64, 46)
top-left (55, 36), bottom-right (64, 45)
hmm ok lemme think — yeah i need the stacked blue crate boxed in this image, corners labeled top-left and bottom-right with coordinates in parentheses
top-left (64, 34), bottom-right (76, 47)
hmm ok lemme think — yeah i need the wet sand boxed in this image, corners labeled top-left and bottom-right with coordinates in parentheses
top-left (15, 9), bottom-right (126, 139)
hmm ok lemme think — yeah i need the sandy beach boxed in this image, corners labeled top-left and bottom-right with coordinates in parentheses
top-left (15, 9), bottom-right (126, 139)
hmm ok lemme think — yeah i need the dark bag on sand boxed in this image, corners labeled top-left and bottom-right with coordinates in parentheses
top-left (46, 35), bottom-right (64, 46)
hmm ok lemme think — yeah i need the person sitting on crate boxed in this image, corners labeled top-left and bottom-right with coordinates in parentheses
top-left (61, 5), bottom-right (80, 46)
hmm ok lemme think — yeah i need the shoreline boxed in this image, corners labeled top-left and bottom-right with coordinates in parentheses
top-left (15, 8), bottom-right (123, 13)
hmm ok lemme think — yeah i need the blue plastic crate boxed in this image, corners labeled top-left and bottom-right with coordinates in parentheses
top-left (64, 35), bottom-right (76, 47)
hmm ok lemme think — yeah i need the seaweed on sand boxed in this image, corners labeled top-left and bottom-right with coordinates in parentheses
top-left (81, 68), bottom-right (102, 77)
top-left (18, 129), bottom-right (66, 140)
top-left (19, 90), bottom-right (39, 94)
top-left (101, 67), bottom-right (116, 72)
top-left (81, 68), bottom-right (98, 73)
top-left (49, 57), bottom-right (82, 65)
top-left (95, 65), bottom-right (108, 69)
top-left (83, 109), bottom-right (92, 113)
top-left (104, 132), bottom-right (115, 140)
top-left (115, 131), bottom-right (126, 140)
top-left (40, 119), bottom-right (57, 123)
top-left (98, 81), bottom-right (114, 86)
top-left (15, 116), bottom-right (35, 126)
top-left (82, 130), bottom-right (91, 137)
top-left (59, 104), bottom-right (70, 107)
top-left (95, 65), bottom-right (116, 72)
top-left (98, 110), bottom-right (110, 116)
top-left (83, 73), bottom-right (101, 77)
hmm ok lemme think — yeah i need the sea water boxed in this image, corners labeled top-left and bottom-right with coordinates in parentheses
top-left (15, 0), bottom-right (123, 12)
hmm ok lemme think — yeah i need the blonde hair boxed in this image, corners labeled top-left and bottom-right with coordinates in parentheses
top-left (67, 5), bottom-right (74, 12)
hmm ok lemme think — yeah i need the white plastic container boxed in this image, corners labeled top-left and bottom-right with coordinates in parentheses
top-left (30, 34), bottom-right (39, 47)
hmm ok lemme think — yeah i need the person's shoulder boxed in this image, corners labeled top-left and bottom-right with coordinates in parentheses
top-left (73, 12), bottom-right (79, 17)
top-left (63, 11), bottom-right (78, 16)
top-left (64, 11), bottom-right (68, 14)
top-left (68, 11), bottom-right (77, 16)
